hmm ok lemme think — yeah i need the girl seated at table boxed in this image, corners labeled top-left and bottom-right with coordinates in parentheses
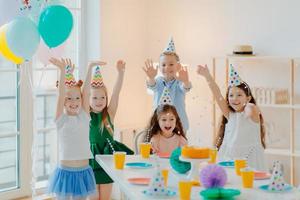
top-left (144, 104), bottom-right (187, 154)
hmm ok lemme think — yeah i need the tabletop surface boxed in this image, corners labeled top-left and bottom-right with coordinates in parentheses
top-left (96, 155), bottom-right (300, 200)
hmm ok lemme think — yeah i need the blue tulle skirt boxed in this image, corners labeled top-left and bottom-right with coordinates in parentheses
top-left (48, 165), bottom-right (96, 198)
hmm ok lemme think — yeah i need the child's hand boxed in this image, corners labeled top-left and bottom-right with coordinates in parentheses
top-left (49, 58), bottom-right (74, 71)
top-left (88, 61), bottom-right (107, 68)
top-left (196, 64), bottom-right (210, 78)
top-left (244, 102), bottom-right (261, 121)
top-left (176, 64), bottom-right (189, 84)
top-left (142, 59), bottom-right (158, 80)
top-left (116, 60), bottom-right (126, 73)
top-left (244, 102), bottom-right (260, 115)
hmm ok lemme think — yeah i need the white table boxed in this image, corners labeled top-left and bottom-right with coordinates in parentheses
top-left (96, 155), bottom-right (300, 200)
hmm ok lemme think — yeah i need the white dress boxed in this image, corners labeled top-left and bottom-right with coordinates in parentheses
top-left (218, 111), bottom-right (266, 171)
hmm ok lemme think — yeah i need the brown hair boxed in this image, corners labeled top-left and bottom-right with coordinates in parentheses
top-left (215, 82), bottom-right (266, 149)
top-left (160, 51), bottom-right (180, 62)
top-left (90, 85), bottom-right (113, 136)
top-left (144, 104), bottom-right (186, 142)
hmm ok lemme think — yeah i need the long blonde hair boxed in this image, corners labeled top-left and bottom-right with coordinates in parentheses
top-left (91, 85), bottom-right (114, 135)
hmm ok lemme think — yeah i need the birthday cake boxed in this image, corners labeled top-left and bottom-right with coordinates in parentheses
top-left (181, 146), bottom-right (209, 159)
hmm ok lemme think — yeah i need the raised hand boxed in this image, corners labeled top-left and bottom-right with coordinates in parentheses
top-left (49, 58), bottom-right (74, 72)
top-left (176, 64), bottom-right (189, 84)
top-left (142, 59), bottom-right (158, 79)
top-left (196, 64), bottom-right (210, 78)
top-left (116, 60), bottom-right (126, 72)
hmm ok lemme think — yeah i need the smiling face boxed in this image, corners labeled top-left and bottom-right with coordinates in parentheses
top-left (64, 87), bottom-right (82, 115)
top-left (90, 87), bottom-right (107, 113)
top-left (158, 111), bottom-right (176, 137)
top-left (159, 54), bottom-right (180, 81)
top-left (228, 86), bottom-right (251, 112)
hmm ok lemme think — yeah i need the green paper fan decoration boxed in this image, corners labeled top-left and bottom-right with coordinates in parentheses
top-left (169, 147), bottom-right (191, 174)
top-left (200, 188), bottom-right (241, 199)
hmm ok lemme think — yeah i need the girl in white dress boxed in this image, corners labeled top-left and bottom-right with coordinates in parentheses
top-left (197, 64), bottom-right (266, 171)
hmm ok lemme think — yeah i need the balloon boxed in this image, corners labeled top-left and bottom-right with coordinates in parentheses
top-left (38, 5), bottom-right (73, 48)
top-left (0, 25), bottom-right (24, 64)
top-left (6, 17), bottom-right (40, 60)
top-left (0, 0), bottom-right (20, 26)
top-left (36, 40), bottom-right (66, 65)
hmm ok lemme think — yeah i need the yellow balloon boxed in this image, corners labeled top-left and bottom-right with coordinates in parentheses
top-left (0, 25), bottom-right (24, 64)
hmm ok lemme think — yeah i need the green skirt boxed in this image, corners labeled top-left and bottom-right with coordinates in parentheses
top-left (89, 143), bottom-right (114, 184)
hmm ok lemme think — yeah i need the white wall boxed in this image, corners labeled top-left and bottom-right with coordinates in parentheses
top-left (99, 0), bottom-right (152, 129)
top-left (97, 0), bottom-right (300, 144)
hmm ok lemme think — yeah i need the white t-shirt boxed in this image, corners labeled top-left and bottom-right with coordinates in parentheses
top-left (56, 109), bottom-right (92, 160)
top-left (218, 111), bottom-right (266, 171)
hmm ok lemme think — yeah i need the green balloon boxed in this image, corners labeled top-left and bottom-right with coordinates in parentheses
top-left (38, 5), bottom-right (73, 48)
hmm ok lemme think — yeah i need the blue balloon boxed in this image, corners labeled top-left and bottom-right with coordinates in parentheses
top-left (38, 5), bottom-right (73, 48)
top-left (6, 17), bottom-right (40, 60)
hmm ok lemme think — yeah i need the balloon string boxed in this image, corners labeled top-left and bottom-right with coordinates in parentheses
top-left (37, 64), bottom-right (47, 89)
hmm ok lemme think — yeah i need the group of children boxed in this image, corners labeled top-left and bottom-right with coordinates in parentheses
top-left (48, 38), bottom-right (266, 199)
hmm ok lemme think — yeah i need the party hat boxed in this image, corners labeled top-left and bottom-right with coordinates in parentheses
top-left (163, 37), bottom-right (176, 53)
top-left (268, 161), bottom-right (286, 191)
top-left (143, 157), bottom-right (168, 196)
top-left (65, 65), bottom-right (76, 87)
top-left (228, 64), bottom-right (243, 87)
top-left (159, 87), bottom-right (173, 105)
top-left (91, 66), bottom-right (103, 87)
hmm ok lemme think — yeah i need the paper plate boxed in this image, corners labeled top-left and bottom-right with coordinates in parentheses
top-left (259, 184), bottom-right (293, 193)
top-left (254, 171), bottom-right (271, 180)
top-left (142, 188), bottom-right (176, 198)
top-left (125, 162), bottom-right (153, 169)
top-left (127, 177), bottom-right (150, 185)
top-left (218, 161), bottom-right (234, 168)
top-left (200, 188), bottom-right (241, 199)
top-left (157, 152), bottom-right (171, 159)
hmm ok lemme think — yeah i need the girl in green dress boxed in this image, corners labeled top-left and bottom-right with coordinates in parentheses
top-left (88, 60), bottom-right (126, 200)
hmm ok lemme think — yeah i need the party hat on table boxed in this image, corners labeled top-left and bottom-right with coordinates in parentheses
top-left (143, 156), bottom-right (169, 196)
top-left (163, 37), bottom-right (176, 53)
top-left (65, 65), bottom-right (76, 87)
top-left (91, 66), bottom-right (103, 87)
top-left (268, 161), bottom-right (286, 191)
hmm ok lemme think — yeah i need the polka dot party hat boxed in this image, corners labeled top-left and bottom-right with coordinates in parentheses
top-left (159, 87), bottom-right (173, 106)
top-left (65, 65), bottom-right (76, 87)
top-left (228, 64), bottom-right (243, 87)
top-left (268, 161), bottom-right (286, 191)
top-left (143, 157), bottom-right (169, 196)
top-left (91, 66), bottom-right (103, 87)
top-left (163, 37), bottom-right (176, 53)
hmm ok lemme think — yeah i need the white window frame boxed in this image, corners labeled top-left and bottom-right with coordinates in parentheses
top-left (0, 1), bottom-right (86, 198)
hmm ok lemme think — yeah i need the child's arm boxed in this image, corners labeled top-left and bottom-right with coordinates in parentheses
top-left (107, 60), bottom-right (125, 121)
top-left (82, 61), bottom-right (107, 114)
top-left (49, 58), bottom-right (70, 120)
top-left (197, 64), bottom-right (230, 119)
top-left (142, 59), bottom-right (158, 87)
top-left (176, 64), bottom-right (192, 91)
top-left (244, 103), bottom-right (260, 123)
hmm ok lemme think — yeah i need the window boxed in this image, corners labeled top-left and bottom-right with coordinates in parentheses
top-left (0, 0), bottom-right (83, 198)
top-left (0, 60), bottom-right (19, 192)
